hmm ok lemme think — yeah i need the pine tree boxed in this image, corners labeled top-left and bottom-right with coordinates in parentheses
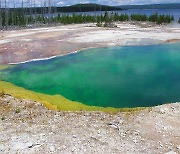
top-left (104, 11), bottom-right (109, 27)
top-left (170, 15), bottom-right (174, 22)
top-left (96, 16), bottom-right (102, 27)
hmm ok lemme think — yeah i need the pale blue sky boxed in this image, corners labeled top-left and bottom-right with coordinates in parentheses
top-left (56, 0), bottom-right (179, 6)
top-left (1, 0), bottom-right (180, 7)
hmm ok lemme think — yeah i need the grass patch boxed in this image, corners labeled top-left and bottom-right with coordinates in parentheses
top-left (0, 80), bottom-right (145, 113)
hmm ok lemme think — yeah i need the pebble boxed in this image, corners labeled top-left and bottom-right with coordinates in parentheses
top-left (159, 108), bottom-right (169, 114)
top-left (133, 139), bottom-right (138, 143)
top-left (176, 145), bottom-right (180, 150)
top-left (164, 151), bottom-right (178, 154)
top-left (49, 146), bottom-right (55, 152)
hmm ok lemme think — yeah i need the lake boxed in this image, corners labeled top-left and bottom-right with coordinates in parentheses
top-left (0, 43), bottom-right (180, 108)
top-left (47, 9), bottom-right (180, 20)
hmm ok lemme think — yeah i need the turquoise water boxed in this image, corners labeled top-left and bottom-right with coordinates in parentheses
top-left (0, 43), bottom-right (180, 108)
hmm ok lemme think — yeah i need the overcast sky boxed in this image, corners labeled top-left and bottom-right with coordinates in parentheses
top-left (1, 0), bottom-right (179, 7)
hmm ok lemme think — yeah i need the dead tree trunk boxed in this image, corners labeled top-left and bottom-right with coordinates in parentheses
top-left (34, 0), bottom-right (37, 24)
top-left (21, 0), bottom-right (24, 27)
top-left (43, 0), bottom-right (47, 24)
top-left (5, 0), bottom-right (9, 30)
top-left (48, 0), bottom-right (51, 24)
top-left (0, 0), bottom-right (2, 30)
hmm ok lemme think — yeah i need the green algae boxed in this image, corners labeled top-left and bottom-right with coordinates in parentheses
top-left (0, 80), bottom-right (145, 113)
top-left (0, 64), bottom-right (11, 71)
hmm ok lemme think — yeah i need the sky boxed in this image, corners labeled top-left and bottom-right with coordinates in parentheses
top-left (56, 0), bottom-right (179, 6)
top-left (1, 0), bottom-right (179, 8)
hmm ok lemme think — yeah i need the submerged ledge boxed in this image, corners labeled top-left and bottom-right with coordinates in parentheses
top-left (0, 80), bottom-right (145, 113)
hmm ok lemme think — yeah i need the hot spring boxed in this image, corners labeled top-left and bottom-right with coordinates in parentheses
top-left (0, 43), bottom-right (180, 108)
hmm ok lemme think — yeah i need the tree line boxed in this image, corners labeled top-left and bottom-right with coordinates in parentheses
top-left (0, 10), bottom-right (176, 30)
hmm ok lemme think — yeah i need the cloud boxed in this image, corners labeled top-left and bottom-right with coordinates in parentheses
top-left (57, 1), bottom-right (65, 5)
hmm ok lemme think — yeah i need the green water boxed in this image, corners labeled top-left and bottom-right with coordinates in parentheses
top-left (0, 43), bottom-right (180, 108)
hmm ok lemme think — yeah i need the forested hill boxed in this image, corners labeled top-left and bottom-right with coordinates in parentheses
top-left (117, 3), bottom-right (180, 9)
top-left (57, 3), bottom-right (122, 12)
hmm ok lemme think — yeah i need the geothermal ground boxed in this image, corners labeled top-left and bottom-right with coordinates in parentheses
top-left (0, 22), bottom-right (180, 64)
top-left (0, 22), bottom-right (180, 154)
top-left (0, 94), bottom-right (180, 154)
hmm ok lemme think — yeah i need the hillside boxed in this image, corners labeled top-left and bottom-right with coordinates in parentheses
top-left (7, 3), bottom-right (122, 14)
top-left (57, 3), bottom-right (122, 12)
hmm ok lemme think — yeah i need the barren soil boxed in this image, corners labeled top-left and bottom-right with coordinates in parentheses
top-left (0, 95), bottom-right (180, 154)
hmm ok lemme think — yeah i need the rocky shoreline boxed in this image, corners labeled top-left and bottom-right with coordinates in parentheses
top-left (0, 94), bottom-right (179, 154)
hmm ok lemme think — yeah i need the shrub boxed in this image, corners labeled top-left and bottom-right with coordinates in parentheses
top-left (131, 14), bottom-right (148, 21)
